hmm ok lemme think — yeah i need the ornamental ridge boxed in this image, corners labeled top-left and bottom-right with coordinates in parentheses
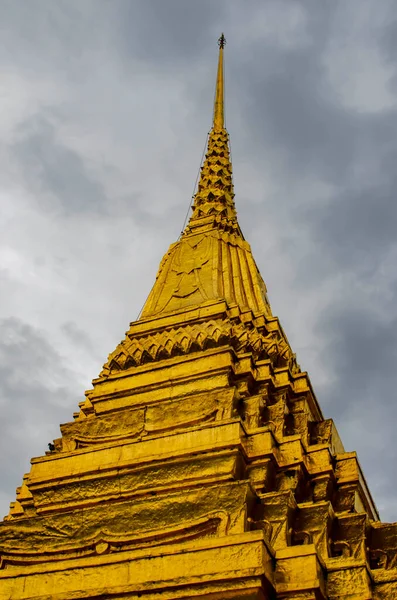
top-left (184, 33), bottom-right (239, 234)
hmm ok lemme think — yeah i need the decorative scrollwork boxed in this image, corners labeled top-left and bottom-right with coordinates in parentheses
top-left (100, 316), bottom-right (295, 379)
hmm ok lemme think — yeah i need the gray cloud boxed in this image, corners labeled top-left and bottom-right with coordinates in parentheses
top-left (303, 174), bottom-right (397, 278)
top-left (116, 0), bottom-right (227, 64)
top-left (314, 305), bottom-right (397, 518)
top-left (0, 317), bottom-right (79, 518)
top-left (12, 114), bottom-right (108, 214)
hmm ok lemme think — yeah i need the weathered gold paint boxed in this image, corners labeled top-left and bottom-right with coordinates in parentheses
top-left (1, 37), bottom-right (396, 600)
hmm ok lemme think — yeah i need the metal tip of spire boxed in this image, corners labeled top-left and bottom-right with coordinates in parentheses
top-left (213, 34), bottom-right (225, 130)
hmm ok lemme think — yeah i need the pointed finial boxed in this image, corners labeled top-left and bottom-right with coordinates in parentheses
top-left (218, 33), bottom-right (226, 48)
top-left (214, 33), bottom-right (226, 130)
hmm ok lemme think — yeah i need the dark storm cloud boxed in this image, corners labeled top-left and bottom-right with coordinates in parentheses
top-left (379, 14), bottom-right (397, 67)
top-left (233, 23), bottom-right (394, 187)
top-left (0, 0), bottom-right (103, 74)
top-left (115, 0), bottom-right (227, 64)
top-left (302, 169), bottom-right (397, 277)
top-left (246, 68), bottom-right (357, 182)
top-left (318, 307), bottom-right (397, 411)
top-left (11, 114), bottom-right (108, 214)
top-left (314, 304), bottom-right (397, 519)
top-left (0, 318), bottom-right (79, 517)
top-left (61, 321), bottom-right (96, 352)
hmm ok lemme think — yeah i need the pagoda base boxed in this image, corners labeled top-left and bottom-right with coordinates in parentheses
top-left (0, 532), bottom-right (274, 600)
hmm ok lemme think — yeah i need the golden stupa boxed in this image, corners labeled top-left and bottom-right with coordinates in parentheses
top-left (1, 35), bottom-right (396, 600)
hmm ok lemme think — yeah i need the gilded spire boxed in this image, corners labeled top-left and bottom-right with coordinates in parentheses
top-left (184, 34), bottom-right (238, 234)
top-left (213, 34), bottom-right (225, 131)
top-left (138, 35), bottom-right (273, 320)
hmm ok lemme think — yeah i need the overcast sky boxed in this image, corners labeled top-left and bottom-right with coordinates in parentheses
top-left (1, 0), bottom-right (396, 523)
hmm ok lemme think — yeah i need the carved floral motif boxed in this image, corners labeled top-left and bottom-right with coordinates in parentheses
top-left (0, 511), bottom-right (229, 569)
